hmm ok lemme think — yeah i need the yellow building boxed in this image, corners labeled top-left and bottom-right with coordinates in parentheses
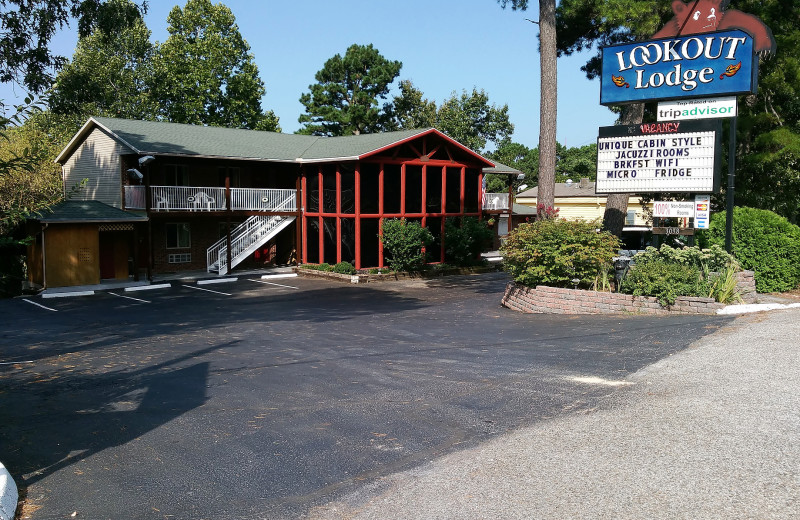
top-left (516, 178), bottom-right (654, 249)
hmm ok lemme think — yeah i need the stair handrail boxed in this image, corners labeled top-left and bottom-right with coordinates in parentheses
top-left (206, 193), bottom-right (296, 273)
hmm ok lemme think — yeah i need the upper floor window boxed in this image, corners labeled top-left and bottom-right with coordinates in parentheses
top-left (218, 166), bottom-right (241, 188)
top-left (626, 210), bottom-right (637, 225)
top-left (164, 164), bottom-right (190, 186)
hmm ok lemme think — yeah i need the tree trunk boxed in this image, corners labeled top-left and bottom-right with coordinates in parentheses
top-left (536, 0), bottom-right (557, 213)
top-left (602, 103), bottom-right (645, 236)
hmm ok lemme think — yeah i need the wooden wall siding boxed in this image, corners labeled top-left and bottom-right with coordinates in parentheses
top-left (62, 127), bottom-right (133, 208)
top-left (45, 224), bottom-right (100, 287)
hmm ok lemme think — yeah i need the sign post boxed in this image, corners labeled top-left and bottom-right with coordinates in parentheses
top-left (726, 117), bottom-right (737, 252)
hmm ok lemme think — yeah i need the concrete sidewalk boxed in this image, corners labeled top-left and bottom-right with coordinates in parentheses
top-left (309, 308), bottom-right (800, 519)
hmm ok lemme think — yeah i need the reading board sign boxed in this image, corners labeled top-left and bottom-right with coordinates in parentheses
top-left (596, 119), bottom-right (722, 194)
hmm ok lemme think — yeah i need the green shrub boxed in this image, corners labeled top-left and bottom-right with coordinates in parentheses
top-left (620, 259), bottom-right (710, 306)
top-left (300, 263), bottom-right (332, 272)
top-left (700, 206), bottom-right (800, 293)
top-left (444, 217), bottom-right (494, 266)
top-left (707, 265), bottom-right (743, 304)
top-left (500, 218), bottom-right (620, 289)
top-left (332, 261), bottom-right (356, 275)
top-left (380, 218), bottom-right (434, 272)
top-left (631, 244), bottom-right (738, 273)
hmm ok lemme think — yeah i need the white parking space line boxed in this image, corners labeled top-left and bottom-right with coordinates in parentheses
top-left (197, 277), bottom-right (238, 285)
top-left (182, 284), bottom-right (232, 296)
top-left (108, 292), bottom-right (151, 303)
top-left (250, 279), bottom-right (299, 290)
top-left (23, 299), bottom-right (57, 312)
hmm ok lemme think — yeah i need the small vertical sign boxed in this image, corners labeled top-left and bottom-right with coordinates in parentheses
top-left (695, 195), bottom-right (711, 229)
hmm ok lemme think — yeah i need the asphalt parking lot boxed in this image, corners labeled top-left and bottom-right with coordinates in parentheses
top-left (0, 272), bottom-right (732, 519)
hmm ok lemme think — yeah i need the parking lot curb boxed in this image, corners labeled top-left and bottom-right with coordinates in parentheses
top-left (124, 283), bottom-right (172, 292)
top-left (261, 274), bottom-right (298, 280)
top-left (0, 462), bottom-right (17, 520)
top-left (197, 278), bottom-right (238, 285)
top-left (41, 290), bottom-right (95, 299)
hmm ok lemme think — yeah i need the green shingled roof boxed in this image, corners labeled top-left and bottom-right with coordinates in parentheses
top-left (33, 200), bottom-right (147, 223)
top-left (78, 117), bottom-right (445, 163)
top-left (483, 161), bottom-right (523, 175)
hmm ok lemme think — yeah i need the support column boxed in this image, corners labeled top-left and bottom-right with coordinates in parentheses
top-left (295, 174), bottom-right (303, 266)
top-left (225, 174), bottom-right (232, 273)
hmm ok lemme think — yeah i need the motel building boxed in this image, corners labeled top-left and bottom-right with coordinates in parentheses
top-left (26, 117), bottom-right (518, 289)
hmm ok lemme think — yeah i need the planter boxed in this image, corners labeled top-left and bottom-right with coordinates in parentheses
top-left (294, 265), bottom-right (499, 284)
top-left (501, 283), bottom-right (724, 315)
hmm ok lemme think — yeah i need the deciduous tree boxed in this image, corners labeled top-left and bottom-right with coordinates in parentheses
top-left (0, 0), bottom-right (146, 94)
top-left (49, 13), bottom-right (157, 120)
top-left (436, 88), bottom-right (514, 153)
top-left (153, 0), bottom-right (277, 130)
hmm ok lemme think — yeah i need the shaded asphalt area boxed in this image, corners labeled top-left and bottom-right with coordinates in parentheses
top-left (0, 272), bottom-right (732, 519)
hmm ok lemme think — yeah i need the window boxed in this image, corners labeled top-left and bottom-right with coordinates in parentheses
top-left (218, 166), bottom-right (241, 187)
top-left (164, 164), bottom-right (189, 186)
top-left (626, 210), bottom-right (637, 225)
top-left (166, 223), bottom-right (191, 249)
top-left (168, 253), bottom-right (191, 263)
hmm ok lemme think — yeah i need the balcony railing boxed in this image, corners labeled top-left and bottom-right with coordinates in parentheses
top-left (123, 186), bottom-right (297, 212)
top-left (230, 188), bottom-right (296, 211)
top-left (124, 185), bottom-right (145, 209)
top-left (483, 192), bottom-right (510, 210)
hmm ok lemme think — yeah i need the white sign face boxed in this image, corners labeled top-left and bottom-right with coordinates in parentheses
top-left (596, 120), bottom-right (722, 194)
top-left (657, 97), bottom-right (737, 121)
top-left (695, 195), bottom-right (711, 229)
top-left (653, 201), bottom-right (695, 218)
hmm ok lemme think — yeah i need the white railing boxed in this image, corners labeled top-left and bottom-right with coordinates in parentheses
top-left (207, 194), bottom-right (297, 274)
top-left (128, 186), bottom-right (297, 212)
top-left (150, 186), bottom-right (227, 211)
top-left (483, 192), bottom-right (510, 210)
top-left (230, 188), bottom-right (296, 211)
top-left (124, 185), bottom-right (145, 209)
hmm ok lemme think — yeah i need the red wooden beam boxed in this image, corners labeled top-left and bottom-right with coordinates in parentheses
top-left (301, 171), bottom-right (307, 264)
top-left (460, 166), bottom-right (465, 214)
top-left (355, 163), bottom-right (361, 270)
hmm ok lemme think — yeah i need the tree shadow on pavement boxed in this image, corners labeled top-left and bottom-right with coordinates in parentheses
top-left (1, 358), bottom-right (210, 487)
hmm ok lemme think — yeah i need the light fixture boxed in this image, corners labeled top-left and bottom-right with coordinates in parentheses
top-left (138, 155), bottom-right (155, 167)
top-left (517, 184), bottom-right (528, 192)
top-left (127, 168), bottom-right (143, 181)
top-left (516, 173), bottom-right (525, 180)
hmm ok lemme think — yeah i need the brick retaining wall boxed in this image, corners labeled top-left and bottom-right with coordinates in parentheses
top-left (501, 284), bottom-right (723, 315)
top-left (735, 270), bottom-right (757, 304)
top-left (501, 270), bottom-right (757, 316)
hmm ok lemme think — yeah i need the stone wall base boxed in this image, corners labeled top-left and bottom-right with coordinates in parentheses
top-left (501, 284), bottom-right (724, 315)
top-left (501, 270), bottom-right (757, 315)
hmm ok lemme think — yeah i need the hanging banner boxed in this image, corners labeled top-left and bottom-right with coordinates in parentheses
top-left (652, 201), bottom-right (695, 217)
top-left (596, 119), bottom-right (722, 194)
top-left (600, 30), bottom-right (758, 105)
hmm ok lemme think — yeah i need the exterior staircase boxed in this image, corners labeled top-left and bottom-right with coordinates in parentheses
top-left (206, 214), bottom-right (295, 275)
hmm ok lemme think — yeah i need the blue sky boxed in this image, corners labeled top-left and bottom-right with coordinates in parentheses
top-left (3, 0), bottom-right (617, 149)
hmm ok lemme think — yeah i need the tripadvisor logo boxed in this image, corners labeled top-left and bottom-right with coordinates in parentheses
top-left (658, 105), bottom-right (735, 119)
